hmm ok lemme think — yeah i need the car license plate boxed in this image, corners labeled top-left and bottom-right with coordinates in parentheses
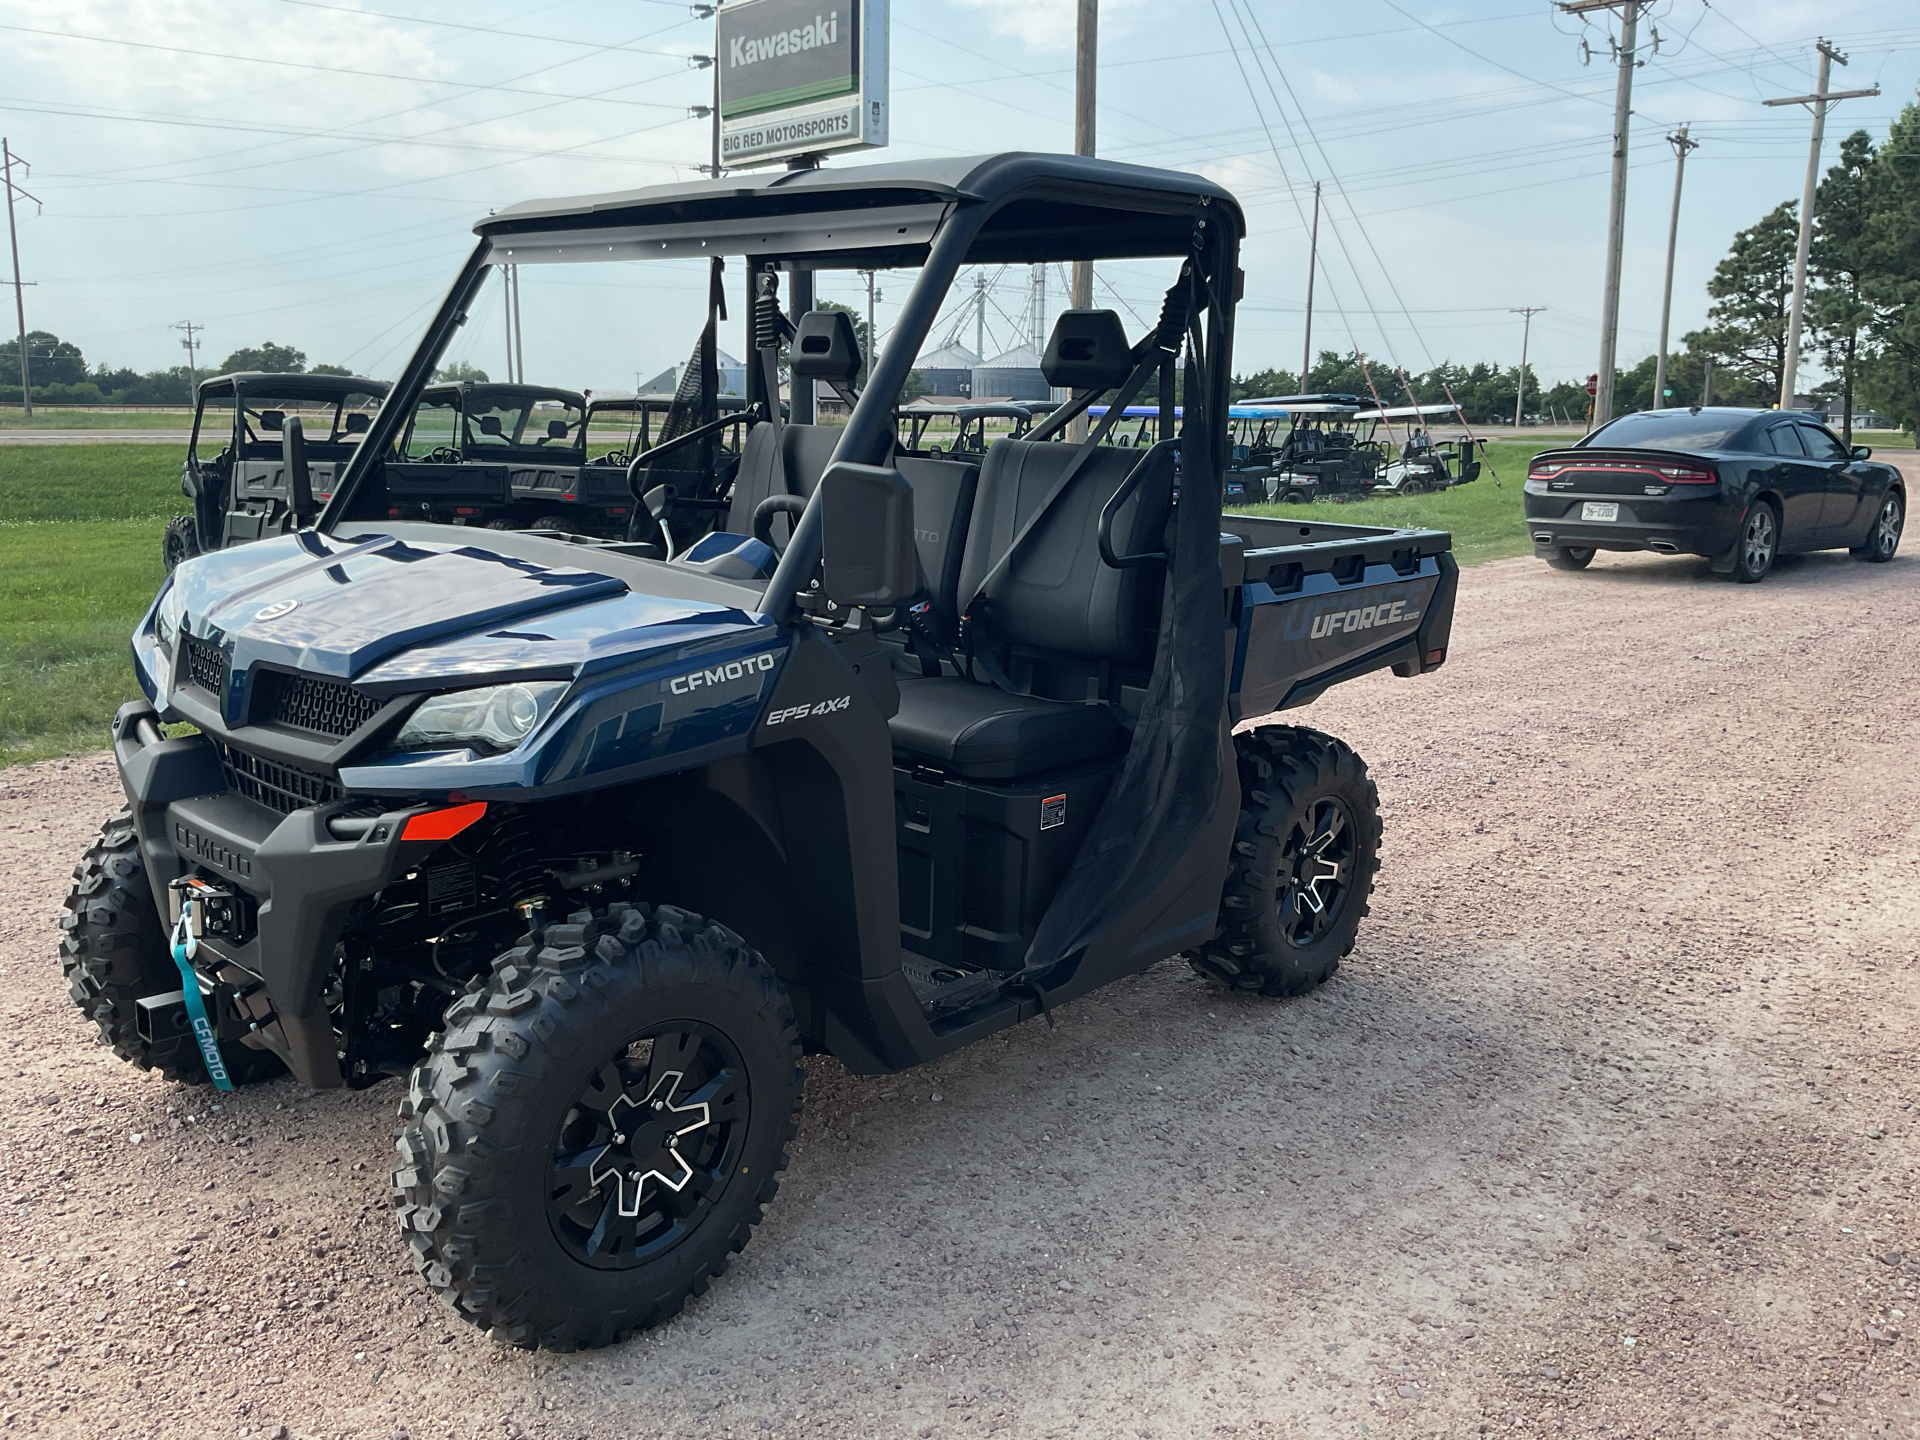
top-left (1581, 501), bottom-right (1619, 522)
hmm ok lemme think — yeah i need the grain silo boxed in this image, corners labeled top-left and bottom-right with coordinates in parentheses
top-left (913, 341), bottom-right (981, 400)
top-left (971, 343), bottom-right (1049, 402)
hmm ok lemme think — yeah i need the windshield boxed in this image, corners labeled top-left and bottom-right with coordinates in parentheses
top-left (464, 393), bottom-right (584, 455)
top-left (1585, 412), bottom-right (1751, 451)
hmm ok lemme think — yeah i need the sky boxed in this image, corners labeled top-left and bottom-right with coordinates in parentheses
top-left (1, 0), bottom-right (1915, 396)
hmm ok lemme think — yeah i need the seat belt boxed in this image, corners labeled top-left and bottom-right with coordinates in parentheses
top-left (957, 269), bottom-right (1193, 692)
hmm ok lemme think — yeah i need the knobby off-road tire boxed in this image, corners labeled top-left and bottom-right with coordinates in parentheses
top-left (161, 515), bottom-right (200, 575)
top-left (1190, 727), bottom-right (1382, 997)
top-left (393, 903), bottom-right (804, 1352)
top-left (60, 810), bottom-right (283, 1086)
top-left (1544, 545), bottom-right (1595, 571)
top-left (1851, 489), bottom-right (1904, 563)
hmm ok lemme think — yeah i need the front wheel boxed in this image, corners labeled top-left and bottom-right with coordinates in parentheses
top-left (60, 810), bottom-right (283, 1085)
top-left (162, 515), bottom-right (200, 574)
top-left (1189, 727), bottom-right (1381, 997)
top-left (1852, 490), bottom-right (1904, 563)
top-left (1544, 545), bottom-right (1595, 571)
top-left (1728, 502), bottom-right (1778, 583)
top-left (393, 903), bottom-right (803, 1351)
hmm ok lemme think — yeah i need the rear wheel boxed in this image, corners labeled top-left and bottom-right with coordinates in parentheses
top-left (162, 515), bottom-right (200, 574)
top-left (393, 903), bottom-right (803, 1351)
top-left (1190, 727), bottom-right (1380, 997)
top-left (60, 811), bottom-right (283, 1085)
top-left (1401, 478), bottom-right (1429, 496)
top-left (1544, 545), bottom-right (1595, 571)
top-left (1728, 502), bottom-right (1778, 583)
top-left (1851, 490), bottom-right (1903, 563)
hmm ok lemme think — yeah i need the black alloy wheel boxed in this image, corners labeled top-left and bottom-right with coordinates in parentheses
top-left (394, 903), bottom-right (802, 1351)
top-left (1275, 796), bottom-right (1359, 949)
top-left (547, 1023), bottom-right (749, 1270)
top-left (1190, 726), bottom-right (1381, 997)
top-left (1544, 545), bottom-right (1595, 571)
top-left (1729, 503), bottom-right (1778, 583)
top-left (1853, 491), bottom-right (1904, 564)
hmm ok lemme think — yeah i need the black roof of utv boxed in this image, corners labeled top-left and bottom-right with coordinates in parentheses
top-left (197, 371), bottom-right (389, 402)
top-left (475, 152), bottom-right (1243, 268)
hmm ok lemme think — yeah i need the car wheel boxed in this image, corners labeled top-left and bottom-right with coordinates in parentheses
top-left (1401, 478), bottom-right (1428, 496)
top-left (1544, 545), bottom-right (1595, 572)
top-left (1851, 490), bottom-right (1904, 564)
top-left (1728, 502), bottom-right (1778, 583)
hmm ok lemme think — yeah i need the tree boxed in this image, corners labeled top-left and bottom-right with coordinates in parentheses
top-left (1230, 367), bottom-right (1299, 401)
top-left (309, 362), bottom-right (356, 378)
top-left (216, 342), bottom-right (307, 375)
top-left (434, 360), bottom-right (489, 383)
top-left (900, 369), bottom-right (931, 402)
top-left (1683, 202), bottom-right (1798, 402)
top-left (1810, 130), bottom-right (1877, 442)
top-left (1858, 91), bottom-right (1920, 434)
top-left (0, 329), bottom-right (88, 388)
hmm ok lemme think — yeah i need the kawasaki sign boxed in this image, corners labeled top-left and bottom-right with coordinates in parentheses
top-left (716, 0), bottom-right (888, 167)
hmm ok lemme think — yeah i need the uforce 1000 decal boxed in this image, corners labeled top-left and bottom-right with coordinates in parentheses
top-left (1308, 598), bottom-right (1421, 639)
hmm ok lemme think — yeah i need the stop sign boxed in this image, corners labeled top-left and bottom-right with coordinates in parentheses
top-left (1585, 374), bottom-right (1598, 396)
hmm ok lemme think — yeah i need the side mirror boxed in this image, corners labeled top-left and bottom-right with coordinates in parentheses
top-left (1851, 444), bottom-right (1872, 461)
top-left (478, 415), bottom-right (504, 437)
top-left (344, 412), bottom-right (370, 434)
top-left (818, 461), bottom-right (915, 610)
top-left (283, 416), bottom-right (314, 524)
top-left (547, 418), bottom-right (571, 440)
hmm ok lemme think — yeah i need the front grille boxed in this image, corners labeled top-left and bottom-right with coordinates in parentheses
top-left (257, 670), bottom-right (384, 738)
top-left (179, 632), bottom-right (227, 697)
top-left (217, 742), bottom-right (342, 816)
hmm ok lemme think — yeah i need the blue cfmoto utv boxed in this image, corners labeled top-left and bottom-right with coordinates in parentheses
top-left (63, 154), bottom-right (1457, 1351)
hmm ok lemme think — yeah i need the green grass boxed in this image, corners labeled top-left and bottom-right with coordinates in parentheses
top-left (0, 442), bottom-right (185, 521)
top-left (0, 444), bottom-right (184, 765)
top-left (1228, 440), bottom-right (1556, 566)
top-left (0, 408), bottom-right (195, 429)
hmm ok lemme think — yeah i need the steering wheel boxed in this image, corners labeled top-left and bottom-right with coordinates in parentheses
top-left (753, 495), bottom-right (807, 553)
top-left (424, 446), bottom-right (460, 464)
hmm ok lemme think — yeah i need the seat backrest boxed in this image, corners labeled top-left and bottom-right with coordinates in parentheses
top-left (724, 422), bottom-right (845, 538)
top-left (956, 439), bottom-right (1172, 666)
top-left (894, 455), bottom-right (979, 628)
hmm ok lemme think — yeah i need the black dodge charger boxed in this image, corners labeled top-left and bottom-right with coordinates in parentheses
top-left (1524, 407), bottom-right (1906, 582)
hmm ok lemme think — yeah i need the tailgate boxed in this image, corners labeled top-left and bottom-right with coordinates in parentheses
top-left (1222, 515), bottom-right (1456, 721)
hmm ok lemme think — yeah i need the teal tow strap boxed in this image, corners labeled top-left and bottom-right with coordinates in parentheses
top-left (169, 907), bottom-right (234, 1091)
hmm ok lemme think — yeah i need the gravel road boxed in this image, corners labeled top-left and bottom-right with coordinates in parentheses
top-left (2, 537), bottom-right (1917, 1440)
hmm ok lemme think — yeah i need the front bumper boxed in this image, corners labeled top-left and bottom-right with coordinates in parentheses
top-left (1523, 487), bottom-right (1741, 559)
top-left (112, 701), bottom-right (449, 1089)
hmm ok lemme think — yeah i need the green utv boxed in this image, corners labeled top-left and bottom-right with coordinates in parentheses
top-left (65, 153), bottom-right (1458, 1350)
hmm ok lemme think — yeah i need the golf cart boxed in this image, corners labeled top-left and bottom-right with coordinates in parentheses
top-left (71, 153), bottom-right (1458, 1352)
top-left (164, 372), bottom-right (388, 573)
top-left (896, 400), bottom-right (1040, 455)
top-left (1361, 403), bottom-right (1482, 495)
top-left (1225, 403), bottom-right (1291, 503)
top-left (1259, 394), bottom-right (1384, 502)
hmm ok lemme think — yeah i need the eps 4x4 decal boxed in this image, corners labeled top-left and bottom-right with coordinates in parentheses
top-left (766, 694), bottom-right (851, 726)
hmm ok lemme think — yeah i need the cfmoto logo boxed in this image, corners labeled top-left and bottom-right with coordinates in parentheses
top-left (254, 599), bottom-right (299, 622)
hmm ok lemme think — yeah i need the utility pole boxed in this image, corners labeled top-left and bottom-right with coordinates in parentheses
top-left (859, 270), bottom-right (879, 381)
top-left (1069, 0), bottom-right (1097, 436)
top-left (1559, 0), bottom-right (1639, 429)
top-left (1300, 181), bottom-right (1320, 390)
top-left (1652, 126), bottom-right (1697, 411)
top-left (974, 272), bottom-right (986, 368)
top-left (1767, 40), bottom-right (1877, 412)
top-left (502, 265), bottom-right (516, 382)
top-left (1510, 307), bottom-right (1546, 429)
top-left (3, 138), bottom-right (40, 417)
top-left (1031, 263), bottom-right (1047, 352)
top-left (171, 320), bottom-right (204, 392)
top-left (511, 264), bottom-right (525, 383)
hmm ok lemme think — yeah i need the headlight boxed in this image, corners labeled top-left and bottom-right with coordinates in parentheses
top-left (393, 681), bottom-right (569, 754)
top-left (153, 584), bottom-right (183, 649)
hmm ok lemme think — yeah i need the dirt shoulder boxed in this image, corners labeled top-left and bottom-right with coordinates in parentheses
top-left (1, 542), bottom-right (1916, 1439)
